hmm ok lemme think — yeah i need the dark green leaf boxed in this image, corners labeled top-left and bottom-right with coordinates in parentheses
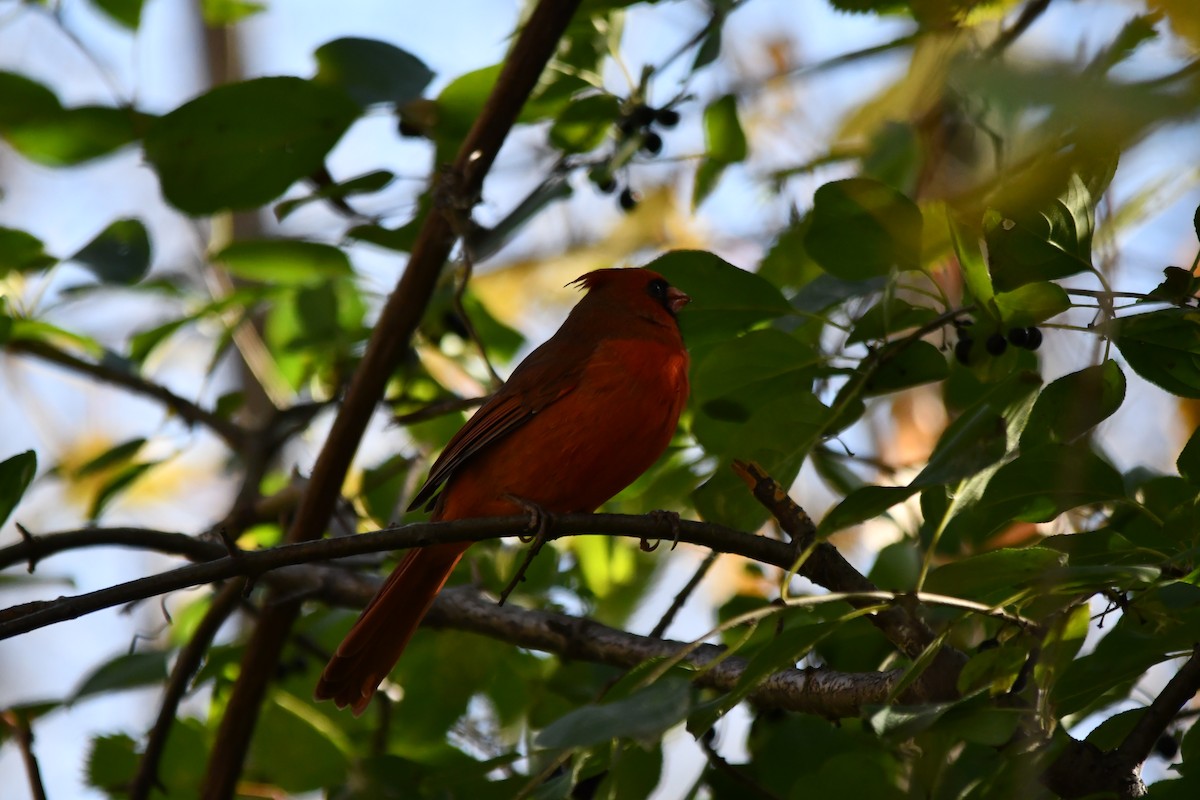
top-left (215, 240), bottom-right (352, 285)
top-left (549, 94), bottom-right (619, 154)
top-left (984, 208), bottom-right (1092, 292)
top-left (691, 329), bottom-right (818, 404)
top-left (958, 644), bottom-right (1029, 695)
top-left (431, 65), bottom-right (500, 163)
top-left (72, 650), bottom-right (168, 700)
top-left (692, 158), bottom-right (726, 209)
top-left (1179, 424), bottom-right (1200, 485)
top-left (1020, 361), bottom-right (1125, 449)
top-left (847, 298), bottom-right (938, 344)
top-left (923, 547), bottom-right (1066, 604)
top-left (992, 281), bottom-right (1070, 327)
top-left (1110, 308), bottom-right (1200, 398)
top-left (0, 227), bottom-right (56, 275)
top-left (88, 462), bottom-right (155, 520)
top-left (91, 0), bottom-right (144, 29)
top-left (862, 340), bottom-right (948, 396)
top-left (535, 678), bottom-right (692, 749)
top-left (693, 23), bottom-right (722, 70)
top-left (314, 37), bottom-right (433, 108)
top-left (1146, 266), bottom-right (1200, 305)
top-left (72, 219), bottom-right (151, 285)
top-left (144, 77), bottom-right (359, 213)
top-left (245, 692), bottom-right (349, 792)
top-left (792, 273), bottom-right (888, 313)
top-left (75, 437), bottom-right (146, 477)
top-left (0, 450), bottom-right (36, 530)
top-left (942, 444), bottom-right (1125, 546)
top-left (0, 71), bottom-right (60, 126)
top-left (649, 250), bottom-right (791, 344)
top-left (274, 169), bottom-right (393, 221)
top-left (86, 734), bottom-right (139, 792)
top-left (806, 178), bottom-right (922, 280)
top-left (819, 485), bottom-right (914, 536)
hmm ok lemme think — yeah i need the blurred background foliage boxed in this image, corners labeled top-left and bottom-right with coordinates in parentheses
top-left (2, 0), bottom-right (1200, 797)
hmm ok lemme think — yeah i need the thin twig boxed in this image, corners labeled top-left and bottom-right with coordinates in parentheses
top-left (650, 550), bottom-right (719, 639)
top-left (391, 394), bottom-right (487, 427)
top-left (698, 731), bottom-right (782, 800)
top-left (1, 710), bottom-right (47, 800)
top-left (131, 580), bottom-right (247, 800)
top-left (985, 0), bottom-right (1053, 58)
top-left (1115, 644), bottom-right (1200, 772)
top-left (6, 338), bottom-right (243, 448)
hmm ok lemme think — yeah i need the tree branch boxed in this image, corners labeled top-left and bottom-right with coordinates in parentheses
top-left (733, 461), bottom-right (968, 700)
top-left (0, 527), bottom-right (219, 573)
top-left (5, 338), bottom-right (244, 448)
top-left (203, 1), bottom-right (585, 795)
top-left (130, 579), bottom-right (247, 800)
top-left (1115, 644), bottom-right (1200, 773)
top-left (0, 709), bottom-right (47, 800)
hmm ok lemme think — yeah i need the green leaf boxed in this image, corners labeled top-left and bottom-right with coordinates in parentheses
top-left (275, 169), bottom-right (394, 221)
top-left (1110, 308), bottom-right (1200, 398)
top-left (3, 105), bottom-right (141, 166)
top-left (431, 64), bottom-right (500, 163)
top-left (91, 0), bottom-right (144, 30)
top-left (702, 94), bottom-right (747, 163)
top-left (1178, 424), bottom-right (1200, 485)
top-left (0, 450), bottom-right (37, 530)
top-left (0, 227), bottom-right (56, 275)
top-left (992, 281), bottom-right (1070, 327)
top-left (984, 208), bottom-right (1092, 292)
top-left (923, 547), bottom-right (1066, 604)
top-left (941, 444), bottom-right (1126, 546)
top-left (144, 77), bottom-right (360, 214)
top-left (201, 0), bottom-right (265, 24)
top-left (72, 219), bottom-right (151, 285)
top-left (549, 94), bottom-right (618, 154)
top-left (75, 437), bottom-right (146, 477)
top-left (957, 643), bottom-right (1029, 695)
top-left (86, 734), bottom-right (139, 792)
top-left (215, 240), bottom-right (352, 285)
top-left (314, 37), bottom-right (434, 108)
top-left (949, 214), bottom-right (993, 305)
top-left (847, 298), bottom-right (938, 344)
top-left (691, 329), bottom-right (818, 405)
top-left (862, 340), bottom-right (948, 396)
top-left (648, 250), bottom-right (791, 345)
top-left (535, 678), bottom-right (692, 749)
top-left (1020, 361), bottom-right (1125, 449)
top-left (806, 178), bottom-right (922, 280)
top-left (88, 462), bottom-right (156, 520)
top-left (72, 650), bottom-right (168, 700)
top-left (0, 71), bottom-right (60, 126)
top-left (245, 691), bottom-right (349, 793)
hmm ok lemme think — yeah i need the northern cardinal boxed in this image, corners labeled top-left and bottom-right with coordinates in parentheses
top-left (316, 267), bottom-right (690, 714)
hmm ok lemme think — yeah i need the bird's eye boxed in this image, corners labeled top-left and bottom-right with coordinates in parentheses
top-left (647, 278), bottom-right (669, 300)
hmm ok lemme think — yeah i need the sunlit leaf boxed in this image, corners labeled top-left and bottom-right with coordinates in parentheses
top-left (215, 239), bottom-right (352, 285)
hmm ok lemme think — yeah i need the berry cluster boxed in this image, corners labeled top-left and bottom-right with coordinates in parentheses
top-left (594, 102), bottom-right (680, 212)
top-left (954, 322), bottom-right (1043, 365)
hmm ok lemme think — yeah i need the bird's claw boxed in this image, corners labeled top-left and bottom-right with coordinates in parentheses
top-left (642, 509), bottom-right (682, 552)
top-left (504, 494), bottom-right (549, 543)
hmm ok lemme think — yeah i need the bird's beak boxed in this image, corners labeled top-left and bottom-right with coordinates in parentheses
top-left (667, 287), bottom-right (690, 315)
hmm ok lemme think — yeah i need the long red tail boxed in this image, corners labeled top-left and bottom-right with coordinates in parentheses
top-left (315, 541), bottom-right (468, 715)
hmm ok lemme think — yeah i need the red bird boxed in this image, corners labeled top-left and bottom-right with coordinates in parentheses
top-left (316, 267), bottom-right (690, 714)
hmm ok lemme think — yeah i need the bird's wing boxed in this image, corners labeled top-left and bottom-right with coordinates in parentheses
top-left (406, 344), bottom-right (588, 511)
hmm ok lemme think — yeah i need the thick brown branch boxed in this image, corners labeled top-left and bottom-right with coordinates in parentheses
top-left (0, 514), bottom-right (813, 640)
top-left (204, 1), bottom-right (584, 796)
top-left (130, 580), bottom-right (246, 800)
top-left (6, 339), bottom-right (243, 448)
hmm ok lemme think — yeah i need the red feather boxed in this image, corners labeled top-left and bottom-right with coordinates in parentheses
top-left (316, 267), bottom-right (690, 714)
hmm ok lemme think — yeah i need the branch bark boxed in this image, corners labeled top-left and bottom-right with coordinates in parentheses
top-left (201, 6), bottom-right (583, 793)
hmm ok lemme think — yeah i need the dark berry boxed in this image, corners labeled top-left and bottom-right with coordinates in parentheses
top-left (1155, 734), bottom-right (1180, 760)
top-left (596, 175), bottom-right (617, 194)
top-left (641, 131), bottom-right (663, 155)
top-left (398, 119), bottom-right (422, 138)
top-left (618, 187), bottom-right (640, 211)
top-left (954, 337), bottom-right (973, 365)
top-left (986, 333), bottom-right (1008, 356)
top-left (1025, 327), bottom-right (1043, 350)
top-left (1007, 327), bottom-right (1030, 348)
top-left (628, 103), bottom-right (655, 129)
top-left (655, 107), bottom-right (680, 127)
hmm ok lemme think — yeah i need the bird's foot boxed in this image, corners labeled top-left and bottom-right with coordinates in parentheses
top-left (641, 509), bottom-right (682, 552)
top-left (498, 495), bottom-right (552, 606)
